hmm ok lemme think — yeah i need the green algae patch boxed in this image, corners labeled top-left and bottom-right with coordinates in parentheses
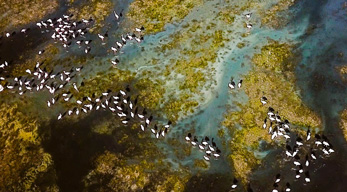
top-left (159, 29), bottom-right (229, 122)
top-left (127, 0), bottom-right (203, 34)
top-left (126, 20), bottom-right (231, 123)
top-left (0, 0), bottom-right (58, 31)
top-left (84, 150), bottom-right (191, 191)
top-left (223, 40), bottom-right (321, 183)
top-left (134, 77), bottom-right (166, 111)
top-left (194, 159), bottom-right (209, 169)
top-left (249, 41), bottom-right (321, 128)
top-left (92, 120), bottom-right (115, 135)
top-left (252, 41), bottom-right (295, 73)
top-left (244, 70), bottom-right (321, 128)
top-left (260, 0), bottom-right (298, 28)
top-left (76, 69), bottom-right (135, 98)
top-left (336, 65), bottom-right (347, 83)
top-left (217, 8), bottom-right (236, 24)
top-left (339, 109), bottom-right (347, 142)
top-left (84, 115), bottom-right (191, 191)
top-left (69, 0), bottom-right (114, 32)
top-left (237, 42), bottom-right (246, 49)
top-left (163, 95), bottom-right (199, 123)
top-left (0, 104), bottom-right (58, 191)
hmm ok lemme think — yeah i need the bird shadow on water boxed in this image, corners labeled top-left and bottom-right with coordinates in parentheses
top-left (38, 111), bottom-right (119, 192)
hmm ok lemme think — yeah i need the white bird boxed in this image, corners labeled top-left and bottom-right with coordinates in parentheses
top-left (285, 151), bottom-right (292, 157)
top-left (306, 129), bottom-right (311, 141)
top-left (245, 13), bottom-right (252, 19)
top-left (237, 80), bottom-right (243, 88)
top-left (322, 141), bottom-right (330, 147)
top-left (293, 161), bottom-right (301, 166)
top-left (135, 37), bottom-right (142, 43)
top-left (111, 58), bottom-right (119, 65)
top-left (271, 131), bottom-right (277, 140)
top-left (228, 79), bottom-right (235, 89)
top-left (213, 153), bottom-right (220, 158)
top-left (73, 83), bottom-right (79, 92)
top-left (98, 34), bottom-right (105, 41)
top-left (260, 96), bottom-right (267, 105)
top-left (36, 22), bottom-right (42, 28)
top-left (231, 178), bottom-right (238, 189)
top-left (262, 119), bottom-right (267, 129)
top-left (113, 11), bottom-right (119, 20)
top-left (246, 23), bottom-right (253, 29)
top-left (203, 155), bottom-right (210, 161)
top-left (135, 27), bottom-right (143, 32)
top-left (120, 90), bottom-right (126, 96)
top-left (275, 174), bottom-right (280, 183)
top-left (283, 134), bottom-right (290, 140)
top-left (185, 133), bottom-right (192, 142)
top-left (304, 172), bottom-right (310, 183)
top-left (57, 113), bottom-right (62, 120)
top-left (111, 47), bottom-right (118, 53)
top-left (116, 41), bottom-right (123, 48)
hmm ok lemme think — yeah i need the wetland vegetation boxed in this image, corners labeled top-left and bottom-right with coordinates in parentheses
top-left (223, 40), bottom-right (321, 183)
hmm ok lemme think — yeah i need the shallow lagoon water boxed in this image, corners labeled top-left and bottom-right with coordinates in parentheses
top-left (1, 0), bottom-right (347, 191)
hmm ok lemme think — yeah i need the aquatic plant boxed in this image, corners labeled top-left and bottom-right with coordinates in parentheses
top-left (127, 0), bottom-right (203, 34)
top-left (134, 77), bottom-right (165, 110)
top-left (0, 103), bottom-right (57, 191)
top-left (339, 109), bottom-right (347, 142)
top-left (260, 0), bottom-right (298, 28)
top-left (194, 159), bottom-right (209, 169)
top-left (68, 0), bottom-right (114, 32)
top-left (0, 0), bottom-right (58, 32)
top-left (223, 40), bottom-right (321, 183)
top-left (336, 65), bottom-right (347, 82)
top-left (84, 150), bottom-right (191, 192)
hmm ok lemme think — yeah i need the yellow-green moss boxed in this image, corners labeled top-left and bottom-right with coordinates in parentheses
top-left (252, 41), bottom-right (295, 73)
top-left (127, 0), bottom-right (203, 34)
top-left (336, 65), bottom-right (347, 82)
top-left (339, 109), bottom-right (347, 142)
top-left (0, 0), bottom-right (58, 31)
top-left (260, 0), bottom-right (298, 28)
top-left (223, 40), bottom-right (321, 183)
top-left (237, 42), bottom-right (246, 49)
top-left (68, 0), bottom-right (114, 32)
top-left (0, 104), bottom-right (57, 191)
top-left (194, 159), bottom-right (209, 169)
top-left (84, 150), bottom-right (190, 192)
